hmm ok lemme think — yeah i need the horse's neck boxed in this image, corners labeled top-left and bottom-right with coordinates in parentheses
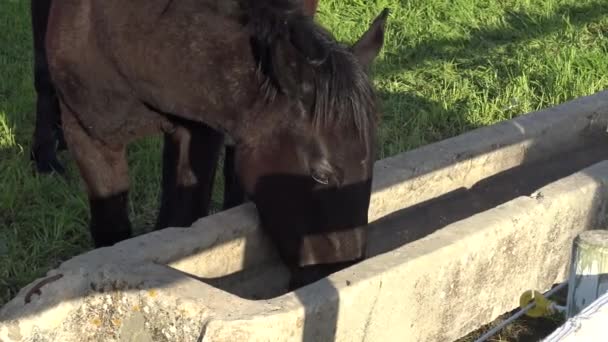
top-left (105, 0), bottom-right (260, 136)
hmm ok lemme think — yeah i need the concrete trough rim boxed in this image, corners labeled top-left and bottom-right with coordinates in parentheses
top-left (195, 159), bottom-right (608, 342)
top-left (65, 158), bottom-right (608, 338)
top-left (213, 159), bottom-right (608, 315)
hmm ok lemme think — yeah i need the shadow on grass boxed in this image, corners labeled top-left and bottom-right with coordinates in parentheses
top-left (374, 88), bottom-right (481, 158)
top-left (377, 0), bottom-right (608, 77)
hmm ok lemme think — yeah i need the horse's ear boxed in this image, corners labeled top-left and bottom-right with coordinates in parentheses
top-left (270, 18), bottom-right (327, 98)
top-left (288, 17), bottom-right (328, 66)
top-left (270, 38), bottom-right (304, 98)
top-left (248, 1), bottom-right (324, 97)
top-left (351, 8), bottom-right (389, 69)
top-left (301, 0), bottom-right (319, 17)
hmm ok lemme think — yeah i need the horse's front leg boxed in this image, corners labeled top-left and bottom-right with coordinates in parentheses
top-left (60, 103), bottom-right (132, 247)
top-left (222, 141), bottom-right (247, 210)
top-left (156, 121), bottom-right (224, 229)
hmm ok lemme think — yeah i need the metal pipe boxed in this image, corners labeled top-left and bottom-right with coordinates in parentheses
top-left (474, 282), bottom-right (567, 342)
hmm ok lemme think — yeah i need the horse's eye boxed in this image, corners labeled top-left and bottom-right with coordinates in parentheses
top-left (311, 168), bottom-right (330, 185)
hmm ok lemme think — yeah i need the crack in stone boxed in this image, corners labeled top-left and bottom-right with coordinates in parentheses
top-left (196, 317), bottom-right (212, 342)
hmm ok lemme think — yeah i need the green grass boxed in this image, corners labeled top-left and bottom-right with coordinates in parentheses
top-left (1, 0), bottom-right (607, 337)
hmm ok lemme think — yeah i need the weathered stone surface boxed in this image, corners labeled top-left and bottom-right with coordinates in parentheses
top-left (369, 89), bottom-right (608, 221)
top-left (196, 161), bottom-right (608, 341)
top-left (2, 90), bottom-right (608, 341)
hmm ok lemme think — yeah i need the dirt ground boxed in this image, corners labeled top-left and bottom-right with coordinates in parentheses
top-left (455, 284), bottom-right (568, 341)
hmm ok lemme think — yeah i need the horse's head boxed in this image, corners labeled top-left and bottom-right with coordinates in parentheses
top-left (236, 6), bottom-right (388, 287)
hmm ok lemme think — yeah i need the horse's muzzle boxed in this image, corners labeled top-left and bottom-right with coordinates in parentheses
top-left (297, 225), bottom-right (367, 267)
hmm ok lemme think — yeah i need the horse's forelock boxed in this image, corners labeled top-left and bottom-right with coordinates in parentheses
top-left (245, 0), bottom-right (302, 44)
top-left (247, 2), bottom-right (377, 143)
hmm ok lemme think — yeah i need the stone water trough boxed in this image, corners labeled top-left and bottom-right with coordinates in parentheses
top-left (2, 91), bottom-right (608, 342)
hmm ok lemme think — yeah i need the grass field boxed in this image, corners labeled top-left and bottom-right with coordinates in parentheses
top-left (1, 0), bottom-right (607, 338)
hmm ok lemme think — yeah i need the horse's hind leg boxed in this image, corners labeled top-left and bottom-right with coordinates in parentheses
top-left (31, 70), bottom-right (64, 174)
top-left (60, 103), bottom-right (132, 248)
top-left (156, 122), bottom-right (224, 229)
top-left (30, 0), bottom-right (65, 174)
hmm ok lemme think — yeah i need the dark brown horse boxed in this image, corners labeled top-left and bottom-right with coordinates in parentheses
top-left (44, 0), bottom-right (388, 289)
top-left (29, 0), bottom-right (319, 210)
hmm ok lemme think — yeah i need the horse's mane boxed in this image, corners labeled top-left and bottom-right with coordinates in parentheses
top-left (244, 0), bottom-right (377, 141)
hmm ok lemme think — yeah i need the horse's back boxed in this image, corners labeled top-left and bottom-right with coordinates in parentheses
top-left (46, 0), bottom-right (162, 142)
top-left (46, 0), bottom-right (256, 143)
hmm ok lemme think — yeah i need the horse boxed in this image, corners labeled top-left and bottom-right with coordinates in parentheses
top-left (30, 0), bottom-right (321, 211)
top-left (44, 0), bottom-right (388, 289)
